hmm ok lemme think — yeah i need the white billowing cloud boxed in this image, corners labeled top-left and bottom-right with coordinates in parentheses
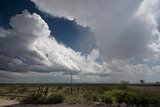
top-left (135, 0), bottom-right (160, 61)
top-left (31, 0), bottom-right (160, 61)
top-left (0, 0), bottom-right (160, 83)
top-left (31, 0), bottom-right (143, 60)
top-left (0, 10), bottom-right (104, 75)
top-left (29, 0), bottom-right (160, 82)
top-left (87, 49), bottom-right (99, 62)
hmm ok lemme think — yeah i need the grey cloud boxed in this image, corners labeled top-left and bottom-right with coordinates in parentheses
top-left (31, 0), bottom-right (143, 61)
top-left (31, 0), bottom-right (160, 61)
top-left (109, 19), bottom-right (152, 59)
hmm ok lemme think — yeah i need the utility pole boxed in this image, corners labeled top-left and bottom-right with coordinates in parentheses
top-left (70, 73), bottom-right (73, 94)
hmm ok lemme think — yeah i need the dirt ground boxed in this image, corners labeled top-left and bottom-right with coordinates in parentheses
top-left (0, 98), bottom-right (19, 107)
top-left (5, 104), bottom-right (97, 107)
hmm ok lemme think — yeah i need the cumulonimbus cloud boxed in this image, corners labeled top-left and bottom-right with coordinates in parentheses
top-left (31, 0), bottom-right (160, 61)
top-left (29, 0), bottom-right (160, 82)
top-left (0, 10), bottom-right (104, 75)
top-left (1, 0), bottom-right (160, 83)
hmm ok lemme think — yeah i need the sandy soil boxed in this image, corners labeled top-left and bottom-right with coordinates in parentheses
top-left (6, 104), bottom-right (98, 107)
top-left (0, 98), bottom-right (19, 107)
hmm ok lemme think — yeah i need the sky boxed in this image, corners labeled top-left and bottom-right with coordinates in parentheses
top-left (0, 0), bottom-right (160, 83)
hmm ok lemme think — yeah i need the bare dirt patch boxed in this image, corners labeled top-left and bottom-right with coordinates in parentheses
top-left (6, 104), bottom-right (97, 107)
top-left (0, 98), bottom-right (19, 107)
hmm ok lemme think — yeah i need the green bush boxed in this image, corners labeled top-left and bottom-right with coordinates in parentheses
top-left (112, 89), bottom-right (126, 103)
top-left (101, 92), bottom-right (113, 104)
top-left (83, 93), bottom-right (99, 102)
top-left (92, 94), bottom-right (98, 102)
top-left (123, 91), bottom-right (137, 105)
top-left (21, 92), bottom-right (65, 104)
top-left (21, 93), bottom-right (44, 104)
top-left (45, 92), bottom-right (65, 104)
top-left (101, 89), bottom-right (160, 106)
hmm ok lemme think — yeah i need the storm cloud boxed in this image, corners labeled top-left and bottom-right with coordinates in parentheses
top-left (30, 0), bottom-right (160, 82)
top-left (31, 0), bottom-right (160, 61)
top-left (0, 0), bottom-right (160, 82)
top-left (0, 10), bottom-right (104, 75)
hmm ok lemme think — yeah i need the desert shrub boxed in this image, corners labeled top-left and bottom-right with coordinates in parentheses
top-left (101, 89), bottom-right (160, 106)
top-left (153, 96), bottom-right (160, 107)
top-left (8, 87), bottom-right (14, 93)
top-left (63, 87), bottom-right (71, 94)
top-left (123, 91), bottom-right (137, 105)
top-left (21, 93), bottom-right (44, 104)
top-left (136, 93), bottom-right (150, 105)
top-left (92, 94), bottom-right (98, 101)
top-left (83, 93), bottom-right (91, 101)
top-left (101, 92), bottom-right (113, 104)
top-left (21, 92), bottom-right (65, 104)
top-left (45, 92), bottom-right (65, 104)
top-left (80, 86), bottom-right (109, 95)
top-left (102, 89), bottom-right (128, 104)
top-left (18, 87), bottom-right (28, 93)
top-left (111, 89), bottom-right (126, 103)
top-left (83, 93), bottom-right (99, 102)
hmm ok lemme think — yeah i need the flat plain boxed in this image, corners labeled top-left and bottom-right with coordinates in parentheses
top-left (0, 83), bottom-right (160, 107)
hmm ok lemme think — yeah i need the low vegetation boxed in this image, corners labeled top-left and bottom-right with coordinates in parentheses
top-left (21, 89), bottom-right (65, 104)
top-left (102, 89), bottom-right (160, 106)
top-left (0, 84), bottom-right (160, 106)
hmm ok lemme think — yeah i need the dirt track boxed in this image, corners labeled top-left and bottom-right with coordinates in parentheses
top-left (0, 98), bottom-right (19, 107)
top-left (6, 104), bottom-right (97, 107)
